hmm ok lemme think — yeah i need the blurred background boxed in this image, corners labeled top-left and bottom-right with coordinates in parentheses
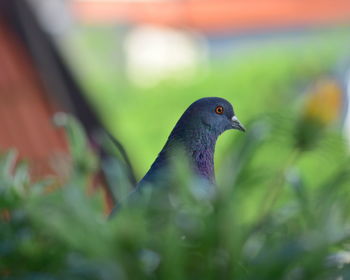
top-left (2, 1), bottom-right (350, 279)
top-left (2, 0), bottom-right (350, 182)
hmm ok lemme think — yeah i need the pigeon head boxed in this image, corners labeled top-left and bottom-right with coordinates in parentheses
top-left (175, 97), bottom-right (245, 137)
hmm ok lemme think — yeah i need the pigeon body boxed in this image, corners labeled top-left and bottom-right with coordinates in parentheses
top-left (109, 97), bottom-right (244, 216)
top-left (138, 97), bottom-right (245, 188)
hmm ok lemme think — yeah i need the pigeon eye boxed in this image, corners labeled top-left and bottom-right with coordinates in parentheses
top-left (215, 106), bottom-right (224, 115)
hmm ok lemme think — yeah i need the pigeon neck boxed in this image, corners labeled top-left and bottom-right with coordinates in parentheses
top-left (186, 130), bottom-right (217, 182)
top-left (165, 119), bottom-right (221, 183)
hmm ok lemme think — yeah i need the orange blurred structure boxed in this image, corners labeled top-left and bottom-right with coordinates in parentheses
top-left (0, 1), bottom-right (140, 213)
top-left (0, 18), bottom-right (68, 177)
top-left (72, 0), bottom-right (350, 32)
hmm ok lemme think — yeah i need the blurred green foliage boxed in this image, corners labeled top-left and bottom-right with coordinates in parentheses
top-left (1, 28), bottom-right (350, 279)
top-left (1, 101), bottom-right (350, 279)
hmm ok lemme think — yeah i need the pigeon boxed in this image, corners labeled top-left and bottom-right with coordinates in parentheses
top-left (109, 97), bottom-right (244, 215)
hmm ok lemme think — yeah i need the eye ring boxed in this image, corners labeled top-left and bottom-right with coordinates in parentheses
top-left (215, 105), bottom-right (224, 115)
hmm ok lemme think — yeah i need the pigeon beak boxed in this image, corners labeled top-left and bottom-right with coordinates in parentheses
top-left (231, 116), bottom-right (246, 132)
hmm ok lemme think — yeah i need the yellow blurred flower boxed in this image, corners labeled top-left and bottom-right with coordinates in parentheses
top-left (294, 78), bottom-right (344, 151)
top-left (303, 78), bottom-right (343, 125)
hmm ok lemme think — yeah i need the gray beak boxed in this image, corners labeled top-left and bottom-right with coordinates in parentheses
top-left (231, 116), bottom-right (245, 132)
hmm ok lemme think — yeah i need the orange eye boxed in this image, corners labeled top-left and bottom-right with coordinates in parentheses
top-left (215, 106), bottom-right (224, 115)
